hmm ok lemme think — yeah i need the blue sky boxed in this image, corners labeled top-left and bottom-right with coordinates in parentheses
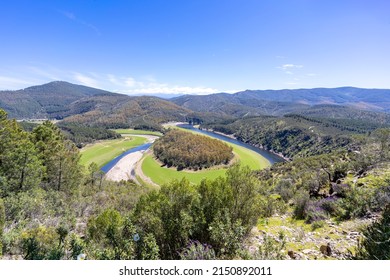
top-left (1, 0), bottom-right (389, 94)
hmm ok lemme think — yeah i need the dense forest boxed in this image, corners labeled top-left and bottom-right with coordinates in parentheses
top-left (201, 112), bottom-right (390, 159)
top-left (153, 129), bottom-right (233, 170)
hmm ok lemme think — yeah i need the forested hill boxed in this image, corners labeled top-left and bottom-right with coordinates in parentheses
top-left (171, 87), bottom-right (390, 117)
top-left (63, 95), bottom-right (192, 129)
top-left (0, 81), bottom-right (192, 130)
top-left (3, 81), bottom-right (390, 130)
top-left (0, 81), bottom-right (117, 119)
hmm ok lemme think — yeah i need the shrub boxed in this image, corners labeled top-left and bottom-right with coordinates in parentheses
top-left (305, 200), bottom-right (328, 223)
top-left (179, 240), bottom-right (216, 260)
top-left (86, 209), bottom-right (136, 260)
top-left (209, 211), bottom-right (246, 257)
top-left (21, 226), bottom-right (65, 260)
top-left (354, 206), bottom-right (390, 259)
top-left (0, 198), bottom-right (4, 256)
top-left (254, 232), bottom-right (286, 260)
top-left (275, 179), bottom-right (295, 202)
top-left (292, 190), bottom-right (310, 220)
top-left (338, 186), bottom-right (375, 219)
top-left (311, 220), bottom-right (325, 231)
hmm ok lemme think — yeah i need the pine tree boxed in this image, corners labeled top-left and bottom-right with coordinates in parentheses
top-left (0, 110), bottom-right (42, 195)
top-left (31, 121), bottom-right (82, 192)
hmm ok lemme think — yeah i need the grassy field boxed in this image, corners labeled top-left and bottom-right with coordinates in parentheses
top-left (112, 129), bottom-right (163, 136)
top-left (80, 136), bottom-right (147, 167)
top-left (141, 140), bottom-right (270, 185)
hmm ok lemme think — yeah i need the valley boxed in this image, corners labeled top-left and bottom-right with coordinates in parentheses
top-left (1, 81), bottom-right (390, 261)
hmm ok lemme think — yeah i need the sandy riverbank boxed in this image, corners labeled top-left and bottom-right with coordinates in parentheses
top-left (104, 135), bottom-right (158, 182)
top-left (104, 151), bottom-right (144, 182)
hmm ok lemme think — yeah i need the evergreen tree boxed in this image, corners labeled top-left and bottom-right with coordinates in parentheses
top-left (31, 121), bottom-right (82, 192)
top-left (0, 109), bottom-right (42, 195)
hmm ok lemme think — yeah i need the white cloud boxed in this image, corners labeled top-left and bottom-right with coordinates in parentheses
top-left (0, 76), bottom-right (37, 90)
top-left (286, 82), bottom-right (299, 86)
top-left (28, 66), bottom-right (60, 80)
top-left (280, 64), bottom-right (303, 70)
top-left (73, 73), bottom-right (99, 88)
top-left (62, 11), bottom-right (76, 20)
top-left (101, 74), bottom-right (219, 95)
top-left (125, 77), bottom-right (136, 87)
top-left (0, 67), bottom-right (220, 95)
top-left (60, 10), bottom-right (101, 36)
top-left (277, 64), bottom-right (304, 76)
top-left (125, 85), bottom-right (218, 95)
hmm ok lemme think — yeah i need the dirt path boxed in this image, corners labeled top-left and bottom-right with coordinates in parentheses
top-left (134, 150), bottom-right (159, 188)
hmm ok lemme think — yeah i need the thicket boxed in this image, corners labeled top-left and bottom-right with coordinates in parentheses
top-left (202, 115), bottom-right (371, 158)
top-left (57, 122), bottom-right (121, 147)
top-left (354, 206), bottom-right (390, 260)
top-left (132, 164), bottom-right (264, 259)
top-left (254, 131), bottom-right (390, 224)
top-left (153, 129), bottom-right (233, 170)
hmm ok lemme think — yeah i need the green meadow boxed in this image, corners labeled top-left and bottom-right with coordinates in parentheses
top-left (141, 140), bottom-right (270, 185)
top-left (80, 136), bottom-right (147, 167)
top-left (112, 129), bottom-right (163, 136)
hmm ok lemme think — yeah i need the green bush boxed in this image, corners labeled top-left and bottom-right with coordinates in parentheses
top-left (292, 190), bottom-right (310, 220)
top-left (254, 232), bottom-right (286, 260)
top-left (87, 209), bottom-right (136, 260)
top-left (354, 206), bottom-right (390, 259)
top-left (179, 240), bottom-right (216, 260)
top-left (21, 226), bottom-right (65, 260)
top-left (209, 211), bottom-right (245, 257)
top-left (0, 198), bottom-right (4, 256)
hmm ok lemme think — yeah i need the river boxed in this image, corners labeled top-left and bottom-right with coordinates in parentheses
top-left (101, 124), bottom-right (284, 173)
top-left (101, 143), bottom-right (152, 173)
top-left (177, 124), bottom-right (284, 164)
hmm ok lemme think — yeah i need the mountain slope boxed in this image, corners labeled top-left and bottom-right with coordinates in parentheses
top-left (63, 95), bottom-right (192, 129)
top-left (171, 87), bottom-right (390, 116)
top-left (171, 93), bottom-right (310, 117)
top-left (0, 81), bottom-right (194, 129)
top-left (0, 81), bottom-right (117, 118)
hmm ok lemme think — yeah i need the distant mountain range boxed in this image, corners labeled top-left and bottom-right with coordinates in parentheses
top-left (171, 87), bottom-right (390, 117)
top-left (1, 81), bottom-right (390, 128)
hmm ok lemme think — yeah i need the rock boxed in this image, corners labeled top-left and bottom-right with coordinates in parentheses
top-left (288, 250), bottom-right (297, 259)
top-left (302, 249), bottom-right (313, 254)
top-left (320, 244), bottom-right (332, 256)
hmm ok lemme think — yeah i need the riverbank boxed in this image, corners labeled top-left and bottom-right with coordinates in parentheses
top-left (102, 134), bottom-right (158, 182)
top-left (80, 136), bottom-right (147, 167)
top-left (179, 124), bottom-right (285, 164)
top-left (104, 151), bottom-right (144, 182)
top-left (198, 127), bottom-right (290, 161)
